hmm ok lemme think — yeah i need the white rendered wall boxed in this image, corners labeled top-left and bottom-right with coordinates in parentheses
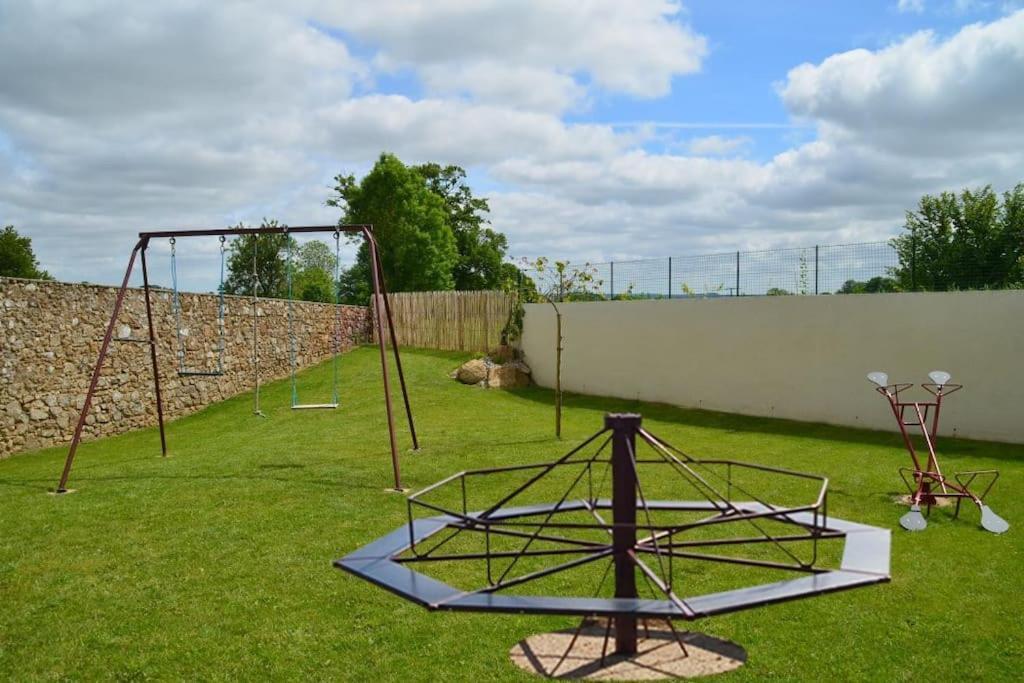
top-left (520, 291), bottom-right (1024, 443)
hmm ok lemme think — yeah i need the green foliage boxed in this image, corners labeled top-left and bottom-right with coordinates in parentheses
top-left (766, 287), bottom-right (793, 296)
top-left (327, 154), bottom-right (459, 304)
top-left (521, 256), bottom-right (602, 304)
top-left (223, 220), bottom-right (290, 298)
top-left (293, 267), bottom-right (335, 303)
top-left (291, 240), bottom-right (338, 303)
top-left (414, 163), bottom-right (508, 290)
top-left (892, 182), bottom-right (1024, 291)
top-left (0, 225), bottom-right (52, 280)
top-left (679, 281), bottom-right (725, 299)
top-left (836, 277), bottom-right (901, 294)
top-left (498, 263), bottom-right (537, 343)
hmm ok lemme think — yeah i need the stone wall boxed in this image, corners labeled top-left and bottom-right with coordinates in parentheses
top-left (0, 277), bottom-right (371, 457)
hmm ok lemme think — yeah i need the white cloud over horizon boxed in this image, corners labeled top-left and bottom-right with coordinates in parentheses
top-left (1, 2), bottom-right (1023, 286)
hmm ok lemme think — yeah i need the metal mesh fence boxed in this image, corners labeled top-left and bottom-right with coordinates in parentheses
top-left (551, 241), bottom-right (923, 300)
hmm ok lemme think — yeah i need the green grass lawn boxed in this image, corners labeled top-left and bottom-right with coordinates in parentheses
top-left (1, 347), bottom-right (1022, 681)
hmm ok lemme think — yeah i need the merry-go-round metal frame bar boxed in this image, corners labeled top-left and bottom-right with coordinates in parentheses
top-left (56, 224), bottom-right (417, 494)
top-left (337, 413), bottom-right (890, 659)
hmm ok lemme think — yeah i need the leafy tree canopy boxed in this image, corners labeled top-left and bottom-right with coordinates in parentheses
top-left (292, 240), bottom-right (339, 303)
top-left (0, 225), bottom-right (52, 280)
top-left (892, 183), bottom-right (1024, 291)
top-left (223, 220), bottom-right (290, 298)
top-left (836, 277), bottom-right (900, 294)
top-left (414, 162), bottom-right (508, 290)
top-left (328, 153), bottom-right (515, 304)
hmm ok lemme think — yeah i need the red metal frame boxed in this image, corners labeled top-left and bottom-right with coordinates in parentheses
top-left (55, 225), bottom-right (416, 493)
top-left (871, 376), bottom-right (1002, 528)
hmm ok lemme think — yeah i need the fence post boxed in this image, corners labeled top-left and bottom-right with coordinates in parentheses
top-left (610, 261), bottom-right (615, 300)
top-left (814, 245), bottom-right (819, 295)
top-left (483, 292), bottom-right (489, 352)
top-left (667, 257), bottom-right (672, 299)
top-left (735, 251), bottom-right (740, 296)
top-left (458, 294), bottom-right (464, 350)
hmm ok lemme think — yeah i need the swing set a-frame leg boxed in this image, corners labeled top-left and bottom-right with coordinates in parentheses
top-left (55, 237), bottom-right (167, 494)
top-left (140, 244), bottom-right (168, 456)
top-left (368, 234), bottom-right (404, 492)
top-left (371, 241), bottom-right (418, 451)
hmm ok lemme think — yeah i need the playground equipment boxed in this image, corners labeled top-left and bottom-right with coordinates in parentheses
top-left (868, 370), bottom-right (1008, 534)
top-left (55, 224), bottom-right (418, 494)
top-left (285, 229), bottom-right (344, 410)
top-left (337, 413), bottom-right (889, 675)
top-left (169, 235), bottom-right (228, 377)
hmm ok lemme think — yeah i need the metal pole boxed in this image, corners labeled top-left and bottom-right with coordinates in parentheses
top-left (252, 236), bottom-right (264, 417)
top-left (370, 236), bottom-right (419, 450)
top-left (814, 245), bottom-right (819, 295)
top-left (607, 412), bottom-right (641, 656)
top-left (139, 242), bottom-right (167, 456)
top-left (367, 230), bottom-right (404, 491)
top-left (735, 251), bottom-right (740, 296)
top-left (667, 257), bottom-right (672, 299)
top-left (57, 239), bottom-right (145, 492)
top-left (610, 262), bottom-right (615, 300)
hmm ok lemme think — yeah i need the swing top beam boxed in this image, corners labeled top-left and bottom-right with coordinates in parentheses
top-left (138, 224), bottom-right (372, 239)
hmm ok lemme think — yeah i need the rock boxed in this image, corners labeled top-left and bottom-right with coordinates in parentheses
top-left (489, 362), bottom-right (532, 389)
top-left (29, 407), bottom-right (49, 421)
top-left (490, 344), bottom-right (516, 363)
top-left (456, 359), bottom-right (489, 385)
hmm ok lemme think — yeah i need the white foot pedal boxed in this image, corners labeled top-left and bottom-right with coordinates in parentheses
top-left (980, 505), bottom-right (1009, 534)
top-left (900, 505), bottom-right (928, 531)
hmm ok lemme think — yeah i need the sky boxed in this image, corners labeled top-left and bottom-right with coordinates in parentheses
top-left (2, 0), bottom-right (1023, 289)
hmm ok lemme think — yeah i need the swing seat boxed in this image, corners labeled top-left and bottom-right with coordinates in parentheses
top-left (178, 370), bottom-right (225, 377)
top-left (291, 403), bottom-right (339, 410)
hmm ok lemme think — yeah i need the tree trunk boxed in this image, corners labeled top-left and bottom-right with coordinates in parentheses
top-left (555, 310), bottom-right (562, 438)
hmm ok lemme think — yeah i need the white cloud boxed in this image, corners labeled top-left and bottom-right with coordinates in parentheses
top-left (313, 95), bottom-right (632, 166)
top-left (2, 3), bottom-right (1023, 284)
top-left (418, 63), bottom-right (587, 113)
top-left (493, 11), bottom-right (1024, 260)
top-left (315, 0), bottom-right (707, 111)
top-left (779, 11), bottom-right (1024, 154)
top-left (897, 0), bottom-right (926, 14)
top-left (686, 135), bottom-right (753, 156)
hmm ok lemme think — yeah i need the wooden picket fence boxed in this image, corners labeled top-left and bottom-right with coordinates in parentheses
top-left (376, 290), bottom-right (515, 353)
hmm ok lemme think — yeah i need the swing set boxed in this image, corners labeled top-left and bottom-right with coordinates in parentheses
top-left (55, 224), bottom-right (418, 494)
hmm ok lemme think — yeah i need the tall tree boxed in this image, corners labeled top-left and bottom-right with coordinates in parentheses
top-left (222, 220), bottom-right (290, 298)
top-left (414, 163), bottom-right (508, 290)
top-left (0, 225), bottom-right (52, 280)
top-left (327, 153), bottom-right (458, 303)
top-left (892, 183), bottom-right (1024, 291)
top-left (292, 240), bottom-right (338, 303)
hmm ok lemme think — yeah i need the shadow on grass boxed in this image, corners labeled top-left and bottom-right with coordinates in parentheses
top-left (0, 470), bottom-right (406, 494)
top-left (501, 385), bottom-right (1023, 464)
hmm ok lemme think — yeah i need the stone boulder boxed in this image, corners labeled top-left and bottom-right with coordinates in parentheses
top-left (488, 362), bottom-right (531, 389)
top-left (455, 358), bottom-right (489, 385)
top-left (453, 357), bottom-right (531, 389)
